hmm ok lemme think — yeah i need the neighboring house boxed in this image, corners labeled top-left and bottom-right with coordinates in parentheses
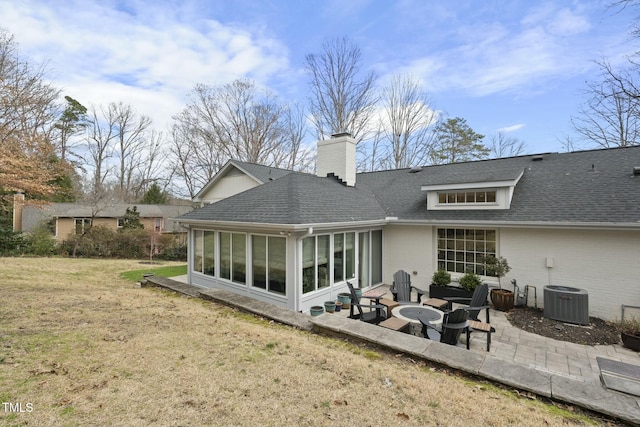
top-left (14, 201), bottom-right (194, 241)
top-left (176, 133), bottom-right (640, 321)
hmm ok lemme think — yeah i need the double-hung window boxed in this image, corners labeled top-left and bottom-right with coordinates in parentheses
top-left (75, 218), bottom-right (91, 235)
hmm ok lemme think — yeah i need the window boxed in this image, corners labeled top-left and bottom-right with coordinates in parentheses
top-left (359, 230), bottom-right (383, 288)
top-left (203, 231), bottom-right (215, 276)
top-left (302, 235), bottom-right (330, 294)
top-left (220, 232), bottom-right (246, 284)
top-left (193, 230), bottom-right (215, 276)
top-left (437, 228), bottom-right (496, 275)
top-left (154, 218), bottom-right (162, 232)
top-left (437, 190), bottom-right (496, 204)
top-left (333, 232), bottom-right (356, 283)
top-left (74, 218), bottom-right (91, 235)
top-left (117, 218), bottom-right (124, 228)
top-left (252, 235), bottom-right (286, 295)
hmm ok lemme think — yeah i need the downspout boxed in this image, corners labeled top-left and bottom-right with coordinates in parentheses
top-left (294, 227), bottom-right (313, 312)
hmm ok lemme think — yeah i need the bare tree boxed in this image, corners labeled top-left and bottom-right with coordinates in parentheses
top-left (84, 105), bottom-right (117, 197)
top-left (572, 60), bottom-right (640, 148)
top-left (169, 109), bottom-right (227, 199)
top-left (169, 79), bottom-right (310, 197)
top-left (0, 30), bottom-right (59, 145)
top-left (283, 102), bottom-right (314, 172)
top-left (109, 102), bottom-right (153, 201)
top-left (489, 132), bottom-right (527, 158)
top-left (305, 36), bottom-right (378, 142)
top-left (0, 29), bottom-right (65, 199)
top-left (375, 74), bottom-right (439, 169)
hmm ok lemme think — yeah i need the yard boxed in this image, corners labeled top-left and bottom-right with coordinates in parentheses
top-left (0, 258), bottom-right (613, 426)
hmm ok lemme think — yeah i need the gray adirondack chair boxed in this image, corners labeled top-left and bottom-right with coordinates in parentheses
top-left (346, 281), bottom-right (387, 324)
top-left (391, 270), bottom-right (422, 304)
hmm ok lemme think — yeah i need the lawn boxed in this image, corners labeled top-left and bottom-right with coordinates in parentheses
top-left (0, 258), bottom-right (610, 426)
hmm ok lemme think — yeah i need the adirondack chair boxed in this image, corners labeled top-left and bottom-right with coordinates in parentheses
top-left (346, 281), bottom-right (387, 324)
top-left (444, 283), bottom-right (494, 351)
top-left (419, 308), bottom-right (470, 347)
top-left (391, 270), bottom-right (422, 304)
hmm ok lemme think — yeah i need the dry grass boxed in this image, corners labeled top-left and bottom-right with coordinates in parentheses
top-left (0, 258), bottom-right (609, 426)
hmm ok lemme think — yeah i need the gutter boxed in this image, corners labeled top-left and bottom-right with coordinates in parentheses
top-left (173, 216), bottom-right (640, 232)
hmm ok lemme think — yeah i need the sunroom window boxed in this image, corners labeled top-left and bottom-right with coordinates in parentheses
top-left (302, 235), bottom-right (330, 294)
top-left (193, 229), bottom-right (215, 276)
top-left (220, 232), bottom-right (246, 284)
top-left (252, 235), bottom-right (286, 295)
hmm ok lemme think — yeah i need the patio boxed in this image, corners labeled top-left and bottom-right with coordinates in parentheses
top-left (331, 284), bottom-right (640, 387)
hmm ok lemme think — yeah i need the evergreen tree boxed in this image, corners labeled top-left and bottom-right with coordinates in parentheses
top-left (121, 206), bottom-right (144, 230)
top-left (141, 182), bottom-right (167, 204)
top-left (430, 117), bottom-right (489, 164)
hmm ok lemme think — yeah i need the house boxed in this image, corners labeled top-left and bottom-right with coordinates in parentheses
top-left (176, 133), bottom-right (640, 321)
top-left (13, 198), bottom-right (194, 241)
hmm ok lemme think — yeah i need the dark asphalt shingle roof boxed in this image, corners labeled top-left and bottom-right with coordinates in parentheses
top-left (181, 172), bottom-right (386, 224)
top-left (229, 160), bottom-right (293, 183)
top-left (179, 146), bottom-right (640, 226)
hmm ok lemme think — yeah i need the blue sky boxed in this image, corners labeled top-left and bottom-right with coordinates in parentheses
top-left (1, 0), bottom-right (635, 155)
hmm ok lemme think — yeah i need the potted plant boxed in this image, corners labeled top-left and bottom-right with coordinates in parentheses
top-left (458, 271), bottom-right (482, 292)
top-left (428, 269), bottom-right (474, 299)
top-left (484, 255), bottom-right (513, 311)
top-left (616, 317), bottom-right (640, 351)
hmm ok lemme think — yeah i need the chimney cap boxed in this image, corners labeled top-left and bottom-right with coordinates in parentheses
top-left (331, 132), bottom-right (352, 138)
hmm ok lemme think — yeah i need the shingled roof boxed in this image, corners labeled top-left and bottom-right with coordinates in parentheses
top-left (181, 172), bottom-right (386, 225)
top-left (179, 146), bottom-right (640, 227)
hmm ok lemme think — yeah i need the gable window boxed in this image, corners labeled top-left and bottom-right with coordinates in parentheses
top-left (193, 230), bottom-right (215, 276)
top-left (437, 228), bottom-right (496, 275)
top-left (252, 235), bottom-right (286, 295)
top-left (74, 218), bottom-right (91, 235)
top-left (437, 190), bottom-right (496, 204)
top-left (220, 232), bottom-right (246, 284)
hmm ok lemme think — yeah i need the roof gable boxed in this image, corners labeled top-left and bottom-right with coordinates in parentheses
top-left (193, 160), bottom-right (293, 202)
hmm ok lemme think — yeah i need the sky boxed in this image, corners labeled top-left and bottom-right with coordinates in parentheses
top-left (1, 0), bottom-right (636, 156)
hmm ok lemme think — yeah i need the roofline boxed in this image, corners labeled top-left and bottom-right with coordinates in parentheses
top-left (172, 218), bottom-right (388, 232)
top-left (174, 217), bottom-right (640, 232)
top-left (387, 219), bottom-right (640, 230)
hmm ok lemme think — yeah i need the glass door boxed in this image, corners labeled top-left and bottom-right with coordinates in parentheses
top-left (358, 232), bottom-right (369, 288)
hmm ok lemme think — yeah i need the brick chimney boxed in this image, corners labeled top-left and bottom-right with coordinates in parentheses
top-left (13, 193), bottom-right (24, 232)
top-left (316, 132), bottom-right (356, 186)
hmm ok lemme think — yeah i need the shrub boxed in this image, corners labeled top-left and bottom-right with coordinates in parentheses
top-left (459, 272), bottom-right (482, 292)
top-left (22, 225), bottom-right (56, 256)
top-left (431, 270), bottom-right (451, 286)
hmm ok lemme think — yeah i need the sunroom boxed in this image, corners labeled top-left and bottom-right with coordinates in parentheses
top-left (188, 225), bottom-right (384, 313)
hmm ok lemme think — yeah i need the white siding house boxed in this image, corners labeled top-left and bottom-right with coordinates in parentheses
top-left (176, 134), bottom-right (640, 320)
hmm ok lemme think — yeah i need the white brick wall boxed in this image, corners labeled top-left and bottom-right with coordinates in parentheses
top-left (384, 224), bottom-right (640, 320)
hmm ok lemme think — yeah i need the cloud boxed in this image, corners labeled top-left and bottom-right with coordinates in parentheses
top-left (497, 124), bottom-right (525, 133)
top-left (398, 3), bottom-right (599, 97)
top-left (0, 0), bottom-right (290, 129)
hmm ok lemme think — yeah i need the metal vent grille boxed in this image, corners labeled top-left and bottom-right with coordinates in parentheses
top-left (543, 286), bottom-right (589, 325)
